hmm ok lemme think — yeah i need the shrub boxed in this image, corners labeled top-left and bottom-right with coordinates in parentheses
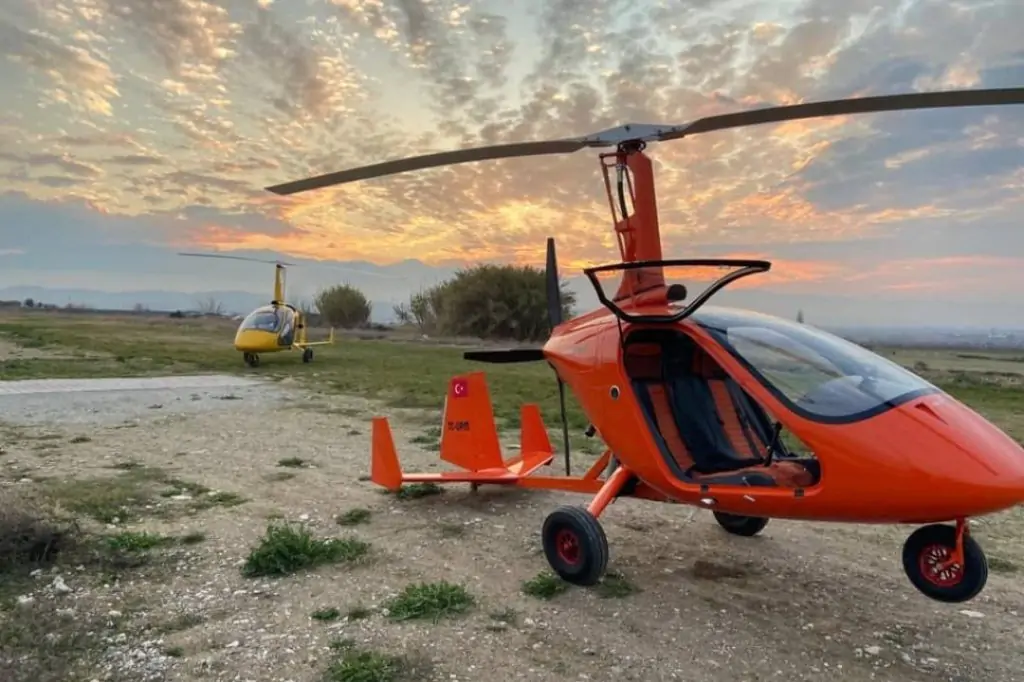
top-left (315, 284), bottom-right (372, 329)
top-left (393, 264), bottom-right (575, 341)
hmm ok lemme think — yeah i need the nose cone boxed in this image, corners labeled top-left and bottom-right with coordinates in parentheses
top-left (903, 392), bottom-right (1024, 514)
top-left (234, 329), bottom-right (273, 352)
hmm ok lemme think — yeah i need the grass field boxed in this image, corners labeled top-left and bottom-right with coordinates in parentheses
top-left (2, 310), bottom-right (1024, 682)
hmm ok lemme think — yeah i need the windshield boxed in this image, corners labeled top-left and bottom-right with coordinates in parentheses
top-left (694, 307), bottom-right (938, 421)
top-left (240, 308), bottom-right (280, 332)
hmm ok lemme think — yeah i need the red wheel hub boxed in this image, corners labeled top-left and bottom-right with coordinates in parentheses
top-left (555, 528), bottom-right (581, 565)
top-left (918, 543), bottom-right (963, 587)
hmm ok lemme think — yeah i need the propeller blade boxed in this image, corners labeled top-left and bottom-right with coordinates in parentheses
top-left (658, 87), bottom-right (1024, 141)
top-left (545, 237), bottom-right (562, 331)
top-left (266, 139), bottom-right (587, 195)
top-left (463, 348), bottom-right (546, 363)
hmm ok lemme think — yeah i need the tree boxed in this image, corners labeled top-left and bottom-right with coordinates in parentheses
top-left (197, 297), bottom-right (225, 316)
top-left (22, 298), bottom-right (34, 308)
top-left (395, 264), bottom-right (576, 341)
top-left (314, 284), bottom-right (372, 329)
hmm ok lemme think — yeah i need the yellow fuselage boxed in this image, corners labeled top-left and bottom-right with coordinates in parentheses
top-left (233, 304), bottom-right (297, 353)
top-left (234, 328), bottom-right (287, 353)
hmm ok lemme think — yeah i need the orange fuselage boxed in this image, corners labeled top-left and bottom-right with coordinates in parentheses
top-left (543, 304), bottom-right (1024, 524)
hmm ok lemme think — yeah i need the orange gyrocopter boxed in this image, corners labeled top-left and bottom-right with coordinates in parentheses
top-left (268, 86), bottom-right (1024, 603)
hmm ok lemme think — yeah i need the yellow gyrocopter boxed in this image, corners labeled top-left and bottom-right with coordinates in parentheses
top-left (179, 252), bottom-right (335, 367)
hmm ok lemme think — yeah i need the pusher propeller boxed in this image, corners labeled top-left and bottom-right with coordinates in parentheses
top-left (266, 87), bottom-right (1024, 195)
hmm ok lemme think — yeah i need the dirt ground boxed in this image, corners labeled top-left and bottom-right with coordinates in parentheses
top-left (2, 375), bottom-right (1024, 682)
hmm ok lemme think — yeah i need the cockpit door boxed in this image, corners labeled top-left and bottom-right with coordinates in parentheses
top-left (277, 308), bottom-right (296, 347)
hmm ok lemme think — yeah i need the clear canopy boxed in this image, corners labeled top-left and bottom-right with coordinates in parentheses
top-left (239, 306), bottom-right (282, 332)
top-left (693, 306), bottom-right (937, 420)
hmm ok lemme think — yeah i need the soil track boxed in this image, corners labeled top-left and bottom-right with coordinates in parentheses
top-left (2, 378), bottom-right (1024, 682)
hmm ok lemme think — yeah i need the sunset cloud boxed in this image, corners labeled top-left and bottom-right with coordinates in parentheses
top-left (0, 0), bottom-right (1021, 324)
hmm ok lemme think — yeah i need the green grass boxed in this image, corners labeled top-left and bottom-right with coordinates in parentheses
top-left (312, 607), bottom-right (342, 621)
top-left (336, 508), bottom-right (372, 526)
top-left (392, 483), bottom-right (443, 500)
top-left (521, 571), bottom-right (569, 599)
top-left (0, 314), bottom-right (591, 436)
top-left (325, 641), bottom-right (414, 682)
top-left (242, 523), bottom-right (370, 578)
top-left (384, 581), bottom-right (474, 622)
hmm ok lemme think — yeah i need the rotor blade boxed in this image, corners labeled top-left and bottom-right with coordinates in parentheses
top-left (545, 237), bottom-right (562, 330)
top-left (178, 252), bottom-right (294, 267)
top-left (463, 348), bottom-right (546, 364)
top-left (266, 139), bottom-right (587, 195)
top-left (660, 87), bottom-right (1024, 141)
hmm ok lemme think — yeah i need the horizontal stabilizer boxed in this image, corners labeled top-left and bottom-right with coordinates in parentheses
top-left (463, 348), bottom-right (545, 363)
top-left (367, 375), bottom-right (554, 490)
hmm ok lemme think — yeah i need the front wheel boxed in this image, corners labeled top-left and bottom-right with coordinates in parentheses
top-left (302, 348), bottom-right (314, 363)
top-left (243, 352), bottom-right (260, 368)
top-left (541, 506), bottom-right (608, 586)
top-left (713, 511), bottom-right (769, 537)
top-left (902, 523), bottom-right (988, 603)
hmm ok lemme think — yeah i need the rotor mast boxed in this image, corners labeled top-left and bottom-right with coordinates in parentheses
top-left (601, 142), bottom-right (667, 306)
top-left (273, 263), bottom-right (286, 306)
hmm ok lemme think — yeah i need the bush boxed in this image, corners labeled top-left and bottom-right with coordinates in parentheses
top-left (393, 264), bottom-right (575, 341)
top-left (0, 489), bottom-right (76, 575)
top-left (315, 284), bottom-right (372, 329)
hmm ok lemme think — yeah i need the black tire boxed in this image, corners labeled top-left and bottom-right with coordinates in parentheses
top-left (713, 511), bottom-right (769, 537)
top-left (902, 524), bottom-right (988, 603)
top-left (302, 348), bottom-right (313, 363)
top-left (244, 353), bottom-right (260, 368)
top-left (541, 505), bottom-right (609, 586)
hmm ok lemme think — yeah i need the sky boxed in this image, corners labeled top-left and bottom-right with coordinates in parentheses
top-left (0, 0), bottom-right (1022, 326)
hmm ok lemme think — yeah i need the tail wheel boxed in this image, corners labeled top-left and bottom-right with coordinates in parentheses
top-left (902, 523), bottom-right (988, 603)
top-left (302, 348), bottom-right (314, 363)
top-left (713, 511), bottom-right (769, 537)
top-left (243, 353), bottom-right (260, 368)
top-left (541, 506), bottom-right (608, 586)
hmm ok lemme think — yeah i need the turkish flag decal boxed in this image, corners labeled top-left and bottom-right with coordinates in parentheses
top-left (451, 377), bottom-right (469, 398)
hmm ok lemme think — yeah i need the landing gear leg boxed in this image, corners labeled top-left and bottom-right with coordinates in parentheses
top-left (540, 465), bottom-right (631, 586)
top-left (302, 348), bottom-right (314, 363)
top-left (902, 518), bottom-right (988, 603)
top-left (243, 353), bottom-right (260, 368)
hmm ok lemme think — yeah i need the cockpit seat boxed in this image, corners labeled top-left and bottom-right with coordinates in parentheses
top-left (624, 338), bottom-right (816, 489)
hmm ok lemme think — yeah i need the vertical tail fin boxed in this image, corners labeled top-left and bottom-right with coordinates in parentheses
top-left (439, 371), bottom-right (504, 472)
top-left (371, 417), bottom-right (403, 490)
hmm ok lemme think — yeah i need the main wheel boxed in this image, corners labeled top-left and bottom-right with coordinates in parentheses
top-left (902, 523), bottom-right (988, 603)
top-left (541, 506), bottom-right (608, 586)
top-left (243, 353), bottom-right (260, 368)
top-left (713, 511), bottom-right (769, 537)
top-left (302, 348), bottom-right (314, 363)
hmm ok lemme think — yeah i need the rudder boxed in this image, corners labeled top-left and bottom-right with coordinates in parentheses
top-left (439, 371), bottom-right (504, 472)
